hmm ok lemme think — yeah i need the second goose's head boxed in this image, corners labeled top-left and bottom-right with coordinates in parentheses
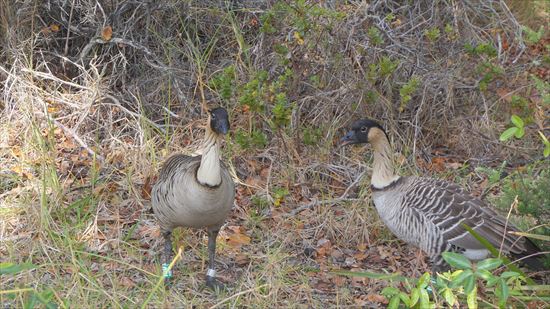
top-left (209, 107), bottom-right (230, 135)
top-left (340, 118), bottom-right (388, 147)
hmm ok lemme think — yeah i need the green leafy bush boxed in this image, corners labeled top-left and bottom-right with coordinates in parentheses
top-left (492, 166), bottom-right (550, 266)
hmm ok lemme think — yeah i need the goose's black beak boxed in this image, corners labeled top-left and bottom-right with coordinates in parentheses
top-left (340, 130), bottom-right (358, 147)
top-left (214, 120), bottom-right (229, 135)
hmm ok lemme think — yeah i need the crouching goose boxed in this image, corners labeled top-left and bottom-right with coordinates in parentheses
top-left (152, 107), bottom-right (235, 289)
top-left (340, 118), bottom-right (543, 271)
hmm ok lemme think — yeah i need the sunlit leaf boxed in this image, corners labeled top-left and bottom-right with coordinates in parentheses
top-left (464, 275), bottom-right (476, 295)
top-left (476, 258), bottom-right (502, 271)
top-left (514, 127), bottom-right (525, 138)
top-left (388, 295), bottom-right (400, 309)
top-left (511, 115), bottom-right (524, 128)
top-left (410, 287), bottom-right (419, 307)
top-left (442, 252), bottom-right (471, 269)
top-left (467, 286), bottom-right (478, 309)
top-left (499, 127), bottom-right (517, 141)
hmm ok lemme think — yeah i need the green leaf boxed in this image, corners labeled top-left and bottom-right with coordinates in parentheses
top-left (499, 127), bottom-right (518, 141)
top-left (418, 272), bottom-right (431, 288)
top-left (388, 295), bottom-right (400, 309)
top-left (498, 279), bottom-right (509, 306)
top-left (381, 287), bottom-right (400, 297)
top-left (475, 269), bottom-right (494, 281)
top-left (442, 252), bottom-right (472, 269)
top-left (511, 115), bottom-right (524, 128)
top-left (419, 289), bottom-right (430, 308)
top-left (514, 126), bottom-right (525, 138)
top-left (450, 269), bottom-right (473, 288)
top-left (0, 262), bottom-right (36, 275)
top-left (398, 292), bottom-right (411, 306)
top-left (477, 258), bottom-right (502, 271)
top-left (467, 286), bottom-right (478, 309)
top-left (544, 145), bottom-right (550, 158)
top-left (500, 271), bottom-right (520, 279)
top-left (464, 275), bottom-right (476, 295)
top-left (443, 288), bottom-right (457, 306)
top-left (410, 287), bottom-right (420, 307)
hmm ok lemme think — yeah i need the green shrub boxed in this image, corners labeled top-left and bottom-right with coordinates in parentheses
top-left (492, 166), bottom-right (550, 266)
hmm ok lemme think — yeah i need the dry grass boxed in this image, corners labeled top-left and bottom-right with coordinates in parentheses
top-left (1, 0), bottom-right (548, 307)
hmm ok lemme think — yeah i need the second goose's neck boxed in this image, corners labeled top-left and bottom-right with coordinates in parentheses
top-left (197, 127), bottom-right (222, 187)
top-left (370, 132), bottom-right (399, 189)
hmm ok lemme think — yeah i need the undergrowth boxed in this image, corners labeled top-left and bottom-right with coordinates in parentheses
top-left (1, 0), bottom-right (549, 307)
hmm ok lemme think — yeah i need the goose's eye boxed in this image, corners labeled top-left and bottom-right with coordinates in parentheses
top-left (360, 126), bottom-right (367, 133)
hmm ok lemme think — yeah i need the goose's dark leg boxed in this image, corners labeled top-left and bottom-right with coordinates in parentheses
top-left (162, 231), bottom-right (173, 282)
top-left (205, 229), bottom-right (223, 290)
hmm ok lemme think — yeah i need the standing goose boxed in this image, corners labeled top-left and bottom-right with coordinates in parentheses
top-left (340, 118), bottom-right (543, 271)
top-left (152, 107), bottom-right (235, 289)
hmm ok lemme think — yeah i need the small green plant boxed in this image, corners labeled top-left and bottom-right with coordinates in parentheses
top-left (234, 128), bottom-right (268, 150)
top-left (539, 132), bottom-right (550, 157)
top-left (1, 262), bottom-right (59, 308)
top-left (492, 166), bottom-right (550, 266)
top-left (271, 93), bottom-right (293, 128)
top-left (381, 272), bottom-right (433, 308)
top-left (476, 61), bottom-right (504, 91)
top-left (302, 126), bottom-right (322, 146)
top-left (209, 65), bottom-right (236, 102)
top-left (399, 76), bottom-right (421, 111)
top-left (465, 43), bottom-right (497, 58)
top-left (272, 187), bottom-right (290, 207)
top-left (368, 26), bottom-right (384, 46)
top-left (522, 25), bottom-right (544, 45)
top-left (379, 56), bottom-right (399, 77)
top-left (424, 27), bottom-right (440, 42)
top-left (499, 115), bottom-right (525, 141)
top-left (474, 161), bottom-right (507, 185)
top-left (532, 75), bottom-right (550, 106)
top-left (437, 253), bottom-right (525, 308)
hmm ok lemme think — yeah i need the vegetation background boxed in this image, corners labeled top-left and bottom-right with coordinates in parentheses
top-left (1, 0), bottom-right (548, 307)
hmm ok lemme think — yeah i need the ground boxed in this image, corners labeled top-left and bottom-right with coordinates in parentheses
top-left (1, 0), bottom-right (549, 307)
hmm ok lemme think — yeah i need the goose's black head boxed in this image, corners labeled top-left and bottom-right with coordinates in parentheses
top-left (209, 107), bottom-right (230, 135)
top-left (340, 118), bottom-right (387, 146)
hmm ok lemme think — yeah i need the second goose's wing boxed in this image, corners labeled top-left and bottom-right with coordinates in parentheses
top-left (403, 177), bottom-right (527, 254)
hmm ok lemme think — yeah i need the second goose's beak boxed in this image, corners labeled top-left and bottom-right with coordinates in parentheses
top-left (340, 130), bottom-right (358, 147)
top-left (214, 120), bottom-right (229, 135)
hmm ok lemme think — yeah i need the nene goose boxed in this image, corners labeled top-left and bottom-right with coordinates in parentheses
top-left (340, 118), bottom-right (543, 271)
top-left (152, 107), bottom-right (235, 289)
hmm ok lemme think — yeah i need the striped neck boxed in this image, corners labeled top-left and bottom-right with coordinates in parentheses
top-left (370, 130), bottom-right (400, 189)
top-left (197, 127), bottom-right (222, 187)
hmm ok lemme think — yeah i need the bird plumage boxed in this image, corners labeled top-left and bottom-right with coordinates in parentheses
top-left (151, 107), bottom-right (235, 289)
top-left (341, 118), bottom-right (544, 271)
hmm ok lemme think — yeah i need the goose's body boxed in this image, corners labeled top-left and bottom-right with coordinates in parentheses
top-left (153, 154), bottom-right (234, 230)
top-left (341, 119), bottom-right (543, 270)
top-left (152, 107), bottom-right (235, 289)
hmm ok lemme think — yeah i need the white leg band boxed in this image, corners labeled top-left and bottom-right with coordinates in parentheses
top-left (206, 268), bottom-right (216, 277)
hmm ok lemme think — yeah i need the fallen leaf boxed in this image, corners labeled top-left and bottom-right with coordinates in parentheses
top-left (101, 26), bottom-right (113, 41)
top-left (235, 253), bottom-right (250, 266)
top-left (367, 293), bottom-right (387, 303)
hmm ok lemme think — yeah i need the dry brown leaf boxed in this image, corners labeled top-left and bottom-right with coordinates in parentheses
top-left (235, 253), bottom-right (250, 266)
top-left (141, 175), bottom-right (155, 200)
top-left (101, 26), bottom-right (113, 41)
top-left (366, 293), bottom-right (387, 304)
top-left (227, 233), bottom-right (251, 247)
